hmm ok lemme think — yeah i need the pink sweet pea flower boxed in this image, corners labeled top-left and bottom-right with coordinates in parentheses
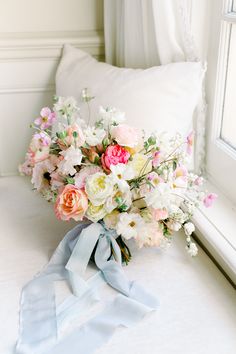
top-left (203, 193), bottom-right (218, 208)
top-left (34, 107), bottom-right (56, 130)
top-left (186, 131), bottom-right (194, 155)
top-left (152, 151), bottom-right (161, 168)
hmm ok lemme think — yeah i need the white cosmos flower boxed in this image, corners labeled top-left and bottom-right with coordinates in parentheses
top-left (85, 172), bottom-right (114, 206)
top-left (110, 163), bottom-right (135, 192)
top-left (58, 146), bottom-right (83, 175)
top-left (99, 106), bottom-right (126, 127)
top-left (145, 183), bottom-right (172, 209)
top-left (116, 212), bottom-right (145, 240)
top-left (84, 126), bottom-right (106, 146)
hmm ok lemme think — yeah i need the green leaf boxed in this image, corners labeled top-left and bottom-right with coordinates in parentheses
top-left (65, 177), bottom-right (75, 185)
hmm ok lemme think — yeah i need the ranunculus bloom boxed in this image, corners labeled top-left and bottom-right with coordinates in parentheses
top-left (101, 145), bottom-right (130, 171)
top-left (150, 208), bottom-right (168, 221)
top-left (55, 184), bottom-right (88, 221)
top-left (111, 124), bottom-right (141, 148)
top-left (203, 193), bottom-right (217, 208)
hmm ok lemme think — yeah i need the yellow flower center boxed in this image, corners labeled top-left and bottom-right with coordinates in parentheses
top-left (129, 221), bottom-right (136, 227)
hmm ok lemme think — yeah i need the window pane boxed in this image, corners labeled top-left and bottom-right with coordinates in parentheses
top-left (233, 0), bottom-right (236, 12)
top-left (220, 25), bottom-right (236, 148)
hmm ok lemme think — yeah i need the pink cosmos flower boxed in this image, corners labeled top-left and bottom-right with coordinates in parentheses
top-left (34, 107), bottom-right (56, 130)
top-left (74, 166), bottom-right (102, 189)
top-left (111, 124), bottom-right (141, 148)
top-left (55, 184), bottom-right (88, 221)
top-left (203, 193), bottom-right (218, 208)
top-left (186, 131), bottom-right (194, 155)
top-left (101, 144), bottom-right (130, 171)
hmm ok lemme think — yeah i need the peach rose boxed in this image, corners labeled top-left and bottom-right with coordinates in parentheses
top-left (55, 184), bottom-right (88, 221)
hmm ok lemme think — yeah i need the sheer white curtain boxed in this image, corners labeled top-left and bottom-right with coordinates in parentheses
top-left (104, 0), bottom-right (206, 173)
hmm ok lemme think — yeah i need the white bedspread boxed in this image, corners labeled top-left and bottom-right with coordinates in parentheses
top-left (0, 176), bottom-right (235, 354)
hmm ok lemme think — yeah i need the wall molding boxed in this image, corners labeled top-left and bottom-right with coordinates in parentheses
top-left (0, 30), bottom-right (104, 61)
top-left (0, 85), bottom-right (55, 95)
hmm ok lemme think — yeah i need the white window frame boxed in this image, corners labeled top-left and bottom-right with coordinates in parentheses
top-left (206, 0), bottom-right (236, 204)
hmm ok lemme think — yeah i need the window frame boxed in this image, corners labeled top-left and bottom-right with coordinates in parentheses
top-left (206, 0), bottom-right (236, 205)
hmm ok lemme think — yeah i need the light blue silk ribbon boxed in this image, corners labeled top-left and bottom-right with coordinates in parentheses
top-left (16, 222), bottom-right (159, 354)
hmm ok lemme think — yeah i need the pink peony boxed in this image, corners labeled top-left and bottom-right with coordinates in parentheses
top-left (111, 124), bottom-right (141, 148)
top-left (101, 144), bottom-right (130, 171)
top-left (34, 107), bottom-right (56, 130)
top-left (55, 184), bottom-right (88, 221)
top-left (203, 193), bottom-right (217, 208)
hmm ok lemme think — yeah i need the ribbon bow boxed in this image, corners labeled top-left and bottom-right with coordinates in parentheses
top-left (16, 222), bottom-right (159, 354)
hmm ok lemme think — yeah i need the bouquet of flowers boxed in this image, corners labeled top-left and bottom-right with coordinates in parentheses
top-left (20, 91), bottom-right (217, 262)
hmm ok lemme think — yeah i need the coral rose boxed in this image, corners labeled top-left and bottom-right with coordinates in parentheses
top-left (55, 184), bottom-right (88, 221)
top-left (101, 144), bottom-right (130, 172)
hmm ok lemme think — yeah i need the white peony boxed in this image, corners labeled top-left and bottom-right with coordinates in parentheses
top-left (84, 126), bottom-right (106, 146)
top-left (145, 183), bottom-right (172, 209)
top-left (58, 146), bottom-right (83, 175)
top-left (116, 212), bottom-right (145, 240)
top-left (85, 172), bottom-right (114, 206)
top-left (184, 222), bottom-right (195, 236)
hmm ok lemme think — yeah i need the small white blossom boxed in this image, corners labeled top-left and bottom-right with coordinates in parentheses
top-left (84, 126), bottom-right (106, 146)
top-left (58, 146), bottom-right (83, 175)
top-left (186, 242), bottom-right (198, 256)
top-left (99, 106), bottom-right (125, 127)
top-left (145, 183), bottom-right (172, 209)
top-left (184, 222), bottom-right (195, 236)
top-left (110, 164), bottom-right (135, 192)
top-left (166, 220), bottom-right (182, 232)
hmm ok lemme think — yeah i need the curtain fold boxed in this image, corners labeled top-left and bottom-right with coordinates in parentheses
top-left (104, 0), bottom-right (206, 173)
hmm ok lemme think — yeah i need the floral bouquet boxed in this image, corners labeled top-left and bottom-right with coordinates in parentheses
top-left (17, 91), bottom-right (217, 353)
top-left (20, 91), bottom-right (216, 262)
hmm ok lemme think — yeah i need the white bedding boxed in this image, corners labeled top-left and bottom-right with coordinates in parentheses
top-left (0, 176), bottom-right (235, 354)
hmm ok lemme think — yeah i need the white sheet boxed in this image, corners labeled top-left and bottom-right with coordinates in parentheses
top-left (0, 176), bottom-right (235, 354)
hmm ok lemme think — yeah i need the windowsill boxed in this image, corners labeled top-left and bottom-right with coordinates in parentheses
top-left (192, 180), bottom-right (236, 286)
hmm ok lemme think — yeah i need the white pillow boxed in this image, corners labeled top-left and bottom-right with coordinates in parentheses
top-left (56, 44), bottom-right (204, 135)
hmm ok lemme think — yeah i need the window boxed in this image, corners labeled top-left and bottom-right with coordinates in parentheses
top-left (206, 0), bottom-right (236, 204)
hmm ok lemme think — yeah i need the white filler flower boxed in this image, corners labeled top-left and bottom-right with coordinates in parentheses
top-left (184, 222), bottom-right (195, 236)
top-left (110, 163), bottom-right (135, 192)
top-left (84, 126), bottom-right (106, 146)
top-left (58, 146), bottom-right (82, 175)
top-left (186, 242), bottom-right (198, 257)
top-left (145, 183), bottom-right (172, 209)
top-left (116, 212), bottom-right (145, 240)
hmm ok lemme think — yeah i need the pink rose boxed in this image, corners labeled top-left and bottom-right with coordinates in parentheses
top-left (55, 184), bottom-right (88, 221)
top-left (111, 124), bottom-right (141, 148)
top-left (101, 144), bottom-right (130, 171)
top-left (203, 193), bottom-right (217, 208)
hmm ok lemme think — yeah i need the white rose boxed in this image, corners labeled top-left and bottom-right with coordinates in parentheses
top-left (85, 172), bottom-right (114, 206)
top-left (86, 203), bottom-right (107, 222)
